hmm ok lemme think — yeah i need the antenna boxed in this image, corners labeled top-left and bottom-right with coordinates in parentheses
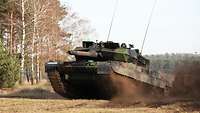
top-left (107, 0), bottom-right (119, 41)
top-left (140, 0), bottom-right (157, 54)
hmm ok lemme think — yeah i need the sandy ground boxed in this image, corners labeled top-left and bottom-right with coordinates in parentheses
top-left (0, 85), bottom-right (200, 113)
top-left (0, 79), bottom-right (200, 113)
top-left (0, 98), bottom-right (200, 113)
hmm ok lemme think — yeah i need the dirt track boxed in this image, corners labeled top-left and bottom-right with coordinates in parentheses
top-left (0, 98), bottom-right (199, 113)
top-left (0, 89), bottom-right (200, 113)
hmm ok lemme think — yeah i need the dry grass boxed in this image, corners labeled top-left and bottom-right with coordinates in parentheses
top-left (0, 81), bottom-right (63, 99)
top-left (0, 82), bottom-right (200, 113)
top-left (0, 98), bottom-right (186, 113)
top-left (0, 98), bottom-right (200, 113)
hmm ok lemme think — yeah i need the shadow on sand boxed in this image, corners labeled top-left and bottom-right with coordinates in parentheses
top-left (0, 88), bottom-right (64, 99)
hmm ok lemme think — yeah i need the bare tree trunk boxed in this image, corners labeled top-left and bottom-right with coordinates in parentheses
top-left (31, 35), bottom-right (35, 85)
top-left (10, 11), bottom-right (13, 54)
top-left (36, 55), bottom-right (40, 83)
top-left (35, 33), bottom-right (40, 83)
top-left (13, 34), bottom-right (16, 53)
top-left (5, 29), bottom-right (9, 49)
top-left (47, 38), bottom-right (50, 61)
top-left (39, 39), bottom-right (42, 80)
top-left (20, 0), bottom-right (26, 84)
top-left (31, 1), bottom-right (36, 85)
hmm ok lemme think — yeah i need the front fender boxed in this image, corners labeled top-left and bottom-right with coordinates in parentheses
top-left (45, 61), bottom-right (60, 72)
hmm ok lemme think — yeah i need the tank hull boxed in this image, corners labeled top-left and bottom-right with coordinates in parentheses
top-left (46, 61), bottom-right (169, 99)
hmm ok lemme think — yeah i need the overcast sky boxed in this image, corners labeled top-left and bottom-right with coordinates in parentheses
top-left (60, 0), bottom-right (200, 54)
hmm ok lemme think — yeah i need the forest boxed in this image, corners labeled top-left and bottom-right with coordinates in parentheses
top-left (146, 53), bottom-right (200, 74)
top-left (0, 0), bottom-right (94, 87)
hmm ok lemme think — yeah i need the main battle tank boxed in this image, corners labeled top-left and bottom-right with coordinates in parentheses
top-left (45, 41), bottom-right (172, 99)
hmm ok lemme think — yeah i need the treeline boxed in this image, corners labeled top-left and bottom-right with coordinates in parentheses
top-left (146, 53), bottom-right (200, 74)
top-left (0, 0), bottom-right (94, 87)
top-left (0, 0), bottom-right (67, 86)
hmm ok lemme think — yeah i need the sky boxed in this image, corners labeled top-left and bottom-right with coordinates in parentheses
top-left (60, 0), bottom-right (200, 54)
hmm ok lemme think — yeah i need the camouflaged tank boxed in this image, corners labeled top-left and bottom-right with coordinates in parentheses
top-left (45, 41), bottom-right (172, 99)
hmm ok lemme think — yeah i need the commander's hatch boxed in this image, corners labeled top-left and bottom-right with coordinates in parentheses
top-left (82, 41), bottom-right (94, 48)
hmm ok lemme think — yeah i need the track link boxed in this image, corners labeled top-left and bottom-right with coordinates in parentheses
top-left (48, 71), bottom-right (66, 95)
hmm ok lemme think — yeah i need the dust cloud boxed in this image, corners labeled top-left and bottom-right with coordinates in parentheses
top-left (106, 62), bottom-right (200, 107)
top-left (170, 63), bottom-right (200, 98)
top-left (106, 72), bottom-right (163, 107)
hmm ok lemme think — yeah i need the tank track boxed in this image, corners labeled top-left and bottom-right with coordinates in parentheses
top-left (48, 71), bottom-right (66, 95)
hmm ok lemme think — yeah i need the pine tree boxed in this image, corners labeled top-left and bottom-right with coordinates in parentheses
top-left (0, 40), bottom-right (20, 88)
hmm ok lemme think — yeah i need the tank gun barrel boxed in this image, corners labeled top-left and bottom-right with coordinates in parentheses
top-left (68, 50), bottom-right (98, 57)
